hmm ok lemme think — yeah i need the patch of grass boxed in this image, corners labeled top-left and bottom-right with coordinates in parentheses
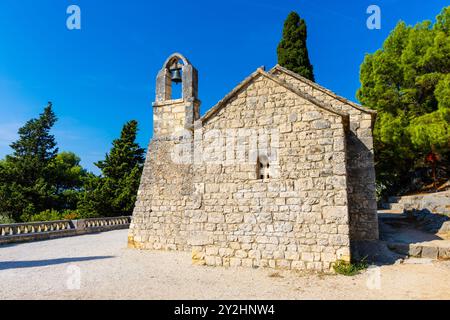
top-left (333, 258), bottom-right (368, 276)
top-left (268, 272), bottom-right (284, 279)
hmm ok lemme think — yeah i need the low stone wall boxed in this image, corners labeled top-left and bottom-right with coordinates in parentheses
top-left (0, 216), bottom-right (131, 245)
top-left (387, 191), bottom-right (450, 215)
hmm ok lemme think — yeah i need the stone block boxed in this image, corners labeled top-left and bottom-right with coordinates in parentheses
top-left (421, 246), bottom-right (439, 259)
top-left (408, 245), bottom-right (422, 258)
top-left (230, 258), bottom-right (242, 267)
top-left (301, 252), bottom-right (314, 262)
top-left (438, 247), bottom-right (450, 260)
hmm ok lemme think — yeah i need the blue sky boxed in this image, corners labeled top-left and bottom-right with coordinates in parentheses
top-left (0, 0), bottom-right (448, 173)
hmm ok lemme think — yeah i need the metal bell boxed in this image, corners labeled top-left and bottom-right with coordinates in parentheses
top-left (171, 68), bottom-right (182, 84)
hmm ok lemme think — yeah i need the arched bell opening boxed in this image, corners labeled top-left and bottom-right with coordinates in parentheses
top-left (156, 53), bottom-right (198, 103)
top-left (167, 57), bottom-right (185, 100)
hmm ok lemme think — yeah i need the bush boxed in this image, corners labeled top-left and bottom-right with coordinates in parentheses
top-left (333, 258), bottom-right (368, 276)
top-left (30, 209), bottom-right (64, 222)
top-left (0, 214), bottom-right (15, 224)
top-left (61, 210), bottom-right (80, 220)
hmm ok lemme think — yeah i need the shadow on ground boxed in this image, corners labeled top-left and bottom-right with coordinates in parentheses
top-left (353, 210), bottom-right (449, 266)
top-left (0, 256), bottom-right (115, 271)
top-left (352, 240), bottom-right (407, 266)
top-left (380, 215), bottom-right (443, 243)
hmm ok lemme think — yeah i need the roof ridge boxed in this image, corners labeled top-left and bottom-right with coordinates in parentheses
top-left (270, 65), bottom-right (377, 116)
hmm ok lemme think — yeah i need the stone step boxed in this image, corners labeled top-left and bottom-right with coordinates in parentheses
top-left (387, 240), bottom-right (450, 260)
top-left (378, 210), bottom-right (407, 220)
top-left (382, 191), bottom-right (450, 215)
top-left (388, 203), bottom-right (405, 211)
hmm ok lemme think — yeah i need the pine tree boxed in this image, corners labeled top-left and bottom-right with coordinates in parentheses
top-left (357, 6), bottom-right (450, 195)
top-left (7, 102), bottom-right (58, 181)
top-left (277, 12), bottom-right (315, 81)
top-left (78, 120), bottom-right (145, 217)
top-left (0, 102), bottom-right (59, 221)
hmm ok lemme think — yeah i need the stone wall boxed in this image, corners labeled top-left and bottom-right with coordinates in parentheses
top-left (128, 137), bottom-right (194, 251)
top-left (129, 53), bottom-right (200, 252)
top-left (385, 191), bottom-right (450, 215)
top-left (188, 73), bottom-right (351, 272)
top-left (271, 66), bottom-right (379, 241)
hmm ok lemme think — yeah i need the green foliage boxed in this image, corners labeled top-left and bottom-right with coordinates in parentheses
top-left (357, 7), bottom-right (450, 195)
top-left (0, 214), bottom-right (15, 224)
top-left (0, 103), bottom-right (145, 222)
top-left (29, 209), bottom-right (64, 222)
top-left (48, 152), bottom-right (88, 211)
top-left (0, 103), bottom-right (58, 221)
top-left (78, 120), bottom-right (145, 217)
top-left (333, 259), bottom-right (368, 276)
top-left (0, 104), bottom-right (88, 222)
top-left (277, 12), bottom-right (315, 81)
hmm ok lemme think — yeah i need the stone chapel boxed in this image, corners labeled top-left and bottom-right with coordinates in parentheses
top-left (128, 53), bottom-right (379, 271)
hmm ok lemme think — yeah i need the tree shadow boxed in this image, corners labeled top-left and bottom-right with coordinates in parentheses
top-left (351, 239), bottom-right (408, 266)
top-left (0, 256), bottom-right (115, 271)
top-left (380, 214), bottom-right (443, 243)
top-left (352, 211), bottom-right (448, 266)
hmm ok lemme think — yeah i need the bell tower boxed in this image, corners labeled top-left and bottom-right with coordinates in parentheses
top-left (153, 53), bottom-right (200, 137)
top-left (129, 53), bottom-right (200, 251)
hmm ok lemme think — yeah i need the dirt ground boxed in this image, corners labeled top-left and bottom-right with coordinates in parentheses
top-left (0, 230), bottom-right (449, 300)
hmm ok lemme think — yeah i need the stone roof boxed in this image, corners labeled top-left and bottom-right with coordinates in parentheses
top-left (270, 64), bottom-right (377, 117)
top-left (199, 67), bottom-right (351, 132)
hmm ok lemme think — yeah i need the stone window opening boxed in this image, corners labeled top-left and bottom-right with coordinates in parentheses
top-left (257, 155), bottom-right (270, 180)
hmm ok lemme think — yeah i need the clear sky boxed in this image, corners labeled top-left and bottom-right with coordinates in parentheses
top-left (0, 0), bottom-right (448, 173)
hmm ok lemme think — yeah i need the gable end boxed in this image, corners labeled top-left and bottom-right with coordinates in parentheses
top-left (200, 68), bottom-right (350, 132)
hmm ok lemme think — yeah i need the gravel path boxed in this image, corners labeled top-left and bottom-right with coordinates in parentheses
top-left (1, 230), bottom-right (449, 300)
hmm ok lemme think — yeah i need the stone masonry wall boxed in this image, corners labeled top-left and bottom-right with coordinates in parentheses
top-left (188, 74), bottom-right (352, 272)
top-left (128, 64), bottom-right (378, 272)
top-left (272, 68), bottom-right (379, 241)
top-left (129, 124), bottom-right (198, 251)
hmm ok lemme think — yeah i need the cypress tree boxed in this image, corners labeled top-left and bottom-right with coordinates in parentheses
top-left (95, 120), bottom-right (145, 180)
top-left (277, 12), bottom-right (315, 81)
top-left (78, 120), bottom-right (145, 217)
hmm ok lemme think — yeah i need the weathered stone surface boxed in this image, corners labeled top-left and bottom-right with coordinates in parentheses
top-left (409, 245), bottom-right (423, 258)
top-left (439, 247), bottom-right (450, 260)
top-left (422, 246), bottom-right (439, 259)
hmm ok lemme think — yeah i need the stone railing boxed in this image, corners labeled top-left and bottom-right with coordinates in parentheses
top-left (0, 220), bottom-right (74, 237)
top-left (0, 216), bottom-right (131, 245)
top-left (80, 217), bottom-right (131, 229)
